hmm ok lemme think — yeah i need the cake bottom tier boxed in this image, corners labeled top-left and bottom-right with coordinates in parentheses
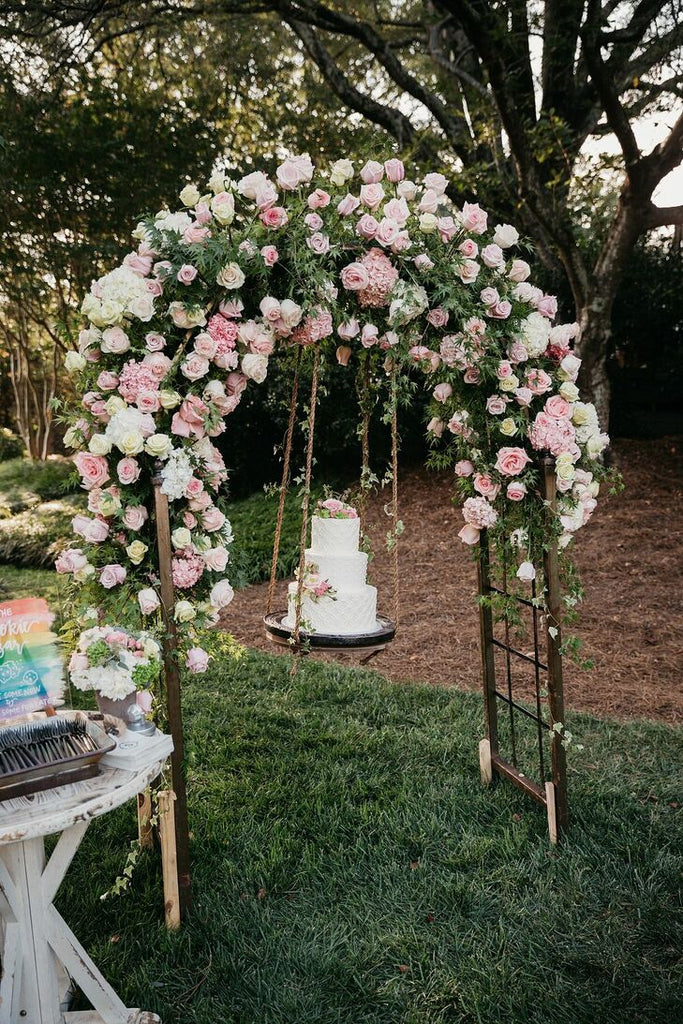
top-left (284, 582), bottom-right (378, 636)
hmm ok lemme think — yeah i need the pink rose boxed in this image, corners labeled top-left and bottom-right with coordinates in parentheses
top-left (427, 307), bottom-right (449, 328)
top-left (463, 366), bottom-right (481, 384)
top-left (497, 360), bottom-right (513, 379)
top-left (307, 188), bottom-right (330, 209)
top-left (82, 518), bottom-right (110, 543)
top-left (507, 481), bottom-right (527, 501)
top-left (459, 238), bottom-right (479, 258)
top-left (508, 341), bottom-right (529, 364)
top-left (474, 474), bottom-right (501, 500)
top-left (414, 253), bottom-right (434, 271)
top-left (481, 243), bottom-right (504, 268)
top-left (97, 371), bottom-right (119, 392)
top-left (306, 232), bottom-right (330, 255)
top-left (194, 201), bottom-right (212, 224)
top-left (456, 259), bottom-right (480, 285)
top-left (145, 332), bottom-right (166, 352)
top-left (181, 353), bottom-right (210, 381)
top-left (340, 263), bottom-right (370, 291)
top-left (356, 214), bottom-right (379, 239)
top-left (137, 588), bottom-right (160, 615)
top-left (194, 333), bottom-right (218, 359)
top-left (384, 197), bottom-right (409, 225)
top-left (537, 294), bottom-right (558, 319)
top-left (423, 172), bottom-right (448, 195)
top-left (56, 548), bottom-right (88, 574)
top-left (384, 158), bottom-right (405, 182)
top-left (337, 193), bottom-right (360, 216)
top-left (455, 460), bottom-right (474, 477)
top-left (123, 252), bottom-right (152, 276)
top-left (433, 383), bottom-right (452, 402)
top-left (261, 245), bottom-right (279, 266)
top-left (226, 372), bottom-right (248, 396)
top-left (427, 417), bottom-right (444, 437)
top-left (460, 202), bottom-right (488, 234)
top-left (304, 212), bottom-right (323, 231)
top-left (437, 216), bottom-right (458, 242)
top-left (202, 506), bottom-right (226, 532)
top-left (260, 206), bottom-right (289, 229)
top-left (101, 327), bottom-right (130, 355)
top-left (338, 318), bottom-right (360, 340)
top-left (375, 218), bottom-right (401, 247)
top-left (489, 300), bottom-right (512, 319)
top-left (171, 395), bottom-right (208, 438)
top-left (203, 546), bottom-right (229, 571)
top-left (480, 287), bottom-right (500, 307)
top-left (360, 159), bottom-right (384, 183)
top-left (487, 395), bottom-right (508, 415)
top-left (117, 457), bottom-right (141, 485)
top-left (458, 524), bottom-right (481, 545)
top-left (186, 647), bottom-right (210, 674)
top-left (508, 259), bottom-right (531, 283)
top-left (515, 387), bottom-right (533, 407)
top-left (184, 477), bottom-right (204, 499)
top-left (136, 390), bottom-right (161, 414)
top-left (545, 395), bottom-right (571, 418)
top-left (74, 452), bottom-right (109, 490)
top-left (526, 368), bottom-right (553, 395)
top-left (177, 264), bottom-right (198, 285)
top-left (390, 230), bottom-right (411, 253)
top-left (123, 506), bottom-right (148, 531)
top-left (560, 353), bottom-right (581, 381)
top-left (495, 446), bottom-right (532, 476)
top-left (100, 563), bottom-right (127, 588)
top-left (143, 353), bottom-right (172, 380)
top-left (361, 324), bottom-right (379, 348)
top-left (209, 579), bottom-right (235, 609)
top-left (183, 224), bottom-right (210, 245)
top-left (136, 690), bottom-right (154, 713)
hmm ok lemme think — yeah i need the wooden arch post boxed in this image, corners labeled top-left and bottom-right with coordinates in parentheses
top-left (152, 463), bottom-right (192, 919)
top-left (477, 456), bottom-right (569, 843)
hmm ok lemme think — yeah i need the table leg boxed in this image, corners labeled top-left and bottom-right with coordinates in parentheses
top-left (0, 826), bottom-right (160, 1024)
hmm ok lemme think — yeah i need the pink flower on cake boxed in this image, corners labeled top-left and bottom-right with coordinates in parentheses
top-left (100, 564), bottom-right (127, 588)
top-left (74, 452), bottom-right (110, 490)
top-left (495, 447), bottom-right (531, 476)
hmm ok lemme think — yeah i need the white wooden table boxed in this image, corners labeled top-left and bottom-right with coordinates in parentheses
top-left (0, 750), bottom-right (166, 1024)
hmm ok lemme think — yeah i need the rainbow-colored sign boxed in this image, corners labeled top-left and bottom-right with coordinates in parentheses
top-left (0, 598), bottom-right (65, 718)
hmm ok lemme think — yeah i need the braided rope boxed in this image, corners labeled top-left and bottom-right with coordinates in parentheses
top-left (391, 360), bottom-right (400, 628)
top-left (266, 346), bottom-right (302, 615)
top-left (293, 345), bottom-right (320, 649)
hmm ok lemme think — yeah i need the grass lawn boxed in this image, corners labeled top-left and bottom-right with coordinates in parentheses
top-left (57, 649), bottom-right (682, 1024)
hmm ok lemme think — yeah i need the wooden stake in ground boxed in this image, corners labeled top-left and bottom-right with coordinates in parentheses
top-left (153, 463), bottom-right (192, 919)
top-left (158, 789), bottom-right (181, 930)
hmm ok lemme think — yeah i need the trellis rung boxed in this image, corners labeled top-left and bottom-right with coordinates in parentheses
top-left (491, 638), bottom-right (548, 672)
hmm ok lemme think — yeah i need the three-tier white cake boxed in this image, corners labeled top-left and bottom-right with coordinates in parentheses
top-left (283, 505), bottom-right (377, 636)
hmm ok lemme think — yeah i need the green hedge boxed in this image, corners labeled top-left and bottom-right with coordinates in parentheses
top-left (0, 457), bottom-right (77, 515)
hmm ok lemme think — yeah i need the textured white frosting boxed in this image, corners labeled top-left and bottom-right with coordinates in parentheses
top-left (310, 515), bottom-right (360, 555)
top-left (304, 549), bottom-right (368, 589)
top-left (284, 583), bottom-right (377, 636)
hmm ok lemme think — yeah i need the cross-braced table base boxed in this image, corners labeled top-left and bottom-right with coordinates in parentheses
top-left (0, 822), bottom-right (160, 1024)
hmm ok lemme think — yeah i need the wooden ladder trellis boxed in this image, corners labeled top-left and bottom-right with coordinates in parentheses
top-left (477, 456), bottom-right (568, 843)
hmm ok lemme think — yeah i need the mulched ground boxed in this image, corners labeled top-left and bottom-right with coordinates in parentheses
top-left (222, 438), bottom-right (683, 724)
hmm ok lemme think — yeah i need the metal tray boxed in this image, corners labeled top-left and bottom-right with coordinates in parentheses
top-left (0, 716), bottom-right (116, 802)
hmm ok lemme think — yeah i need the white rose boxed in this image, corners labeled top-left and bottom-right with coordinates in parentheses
top-left (559, 382), bottom-right (580, 402)
top-left (241, 353), bottom-right (268, 384)
top-left (180, 184), bottom-right (201, 207)
top-left (216, 262), bottom-right (246, 289)
top-left (396, 179), bottom-right (418, 201)
top-left (171, 527), bottom-right (193, 550)
top-left (499, 375), bottom-right (520, 393)
top-left (209, 580), bottom-right (234, 610)
top-left (559, 353), bottom-right (582, 382)
top-left (128, 295), bottom-right (155, 321)
top-left (174, 600), bottom-right (196, 622)
top-left (88, 434), bottom-right (112, 456)
top-left (329, 158), bottom-right (354, 186)
top-left (555, 453), bottom-right (576, 481)
top-left (208, 170), bottom-right (227, 194)
top-left (211, 192), bottom-right (235, 225)
top-left (500, 417), bottom-right (517, 436)
top-left (279, 299), bottom-right (303, 328)
top-left (516, 561), bottom-right (536, 581)
top-left (144, 433), bottom-right (173, 459)
top-left (106, 396), bottom-right (127, 416)
top-left (65, 351), bottom-right (86, 373)
top-left (126, 540), bottom-right (148, 565)
top-left (118, 430), bottom-right (144, 456)
top-left (418, 213), bottom-right (438, 233)
top-left (159, 390), bottom-right (182, 410)
top-left (493, 223), bottom-right (520, 248)
top-left (168, 302), bottom-right (207, 329)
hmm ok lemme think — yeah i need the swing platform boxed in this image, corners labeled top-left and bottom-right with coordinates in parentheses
top-left (263, 612), bottom-right (396, 660)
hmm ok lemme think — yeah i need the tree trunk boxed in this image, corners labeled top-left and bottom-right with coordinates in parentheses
top-left (576, 303), bottom-right (613, 431)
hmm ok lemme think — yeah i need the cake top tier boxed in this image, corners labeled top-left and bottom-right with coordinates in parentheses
top-left (315, 498), bottom-right (359, 520)
top-left (311, 513), bottom-right (361, 555)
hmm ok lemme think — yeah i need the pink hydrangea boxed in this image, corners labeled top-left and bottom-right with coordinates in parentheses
top-left (117, 360), bottom-right (160, 403)
top-left (207, 314), bottom-right (239, 350)
top-left (529, 411), bottom-right (578, 456)
top-left (171, 550), bottom-right (206, 589)
top-left (462, 497), bottom-right (498, 529)
top-left (291, 309), bottom-right (333, 346)
top-left (356, 248), bottom-right (399, 308)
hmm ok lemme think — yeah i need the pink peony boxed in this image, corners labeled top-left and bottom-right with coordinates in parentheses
top-left (495, 447), bottom-right (531, 476)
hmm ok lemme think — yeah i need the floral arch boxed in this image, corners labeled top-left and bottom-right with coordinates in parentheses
top-left (59, 153), bottom-right (609, 679)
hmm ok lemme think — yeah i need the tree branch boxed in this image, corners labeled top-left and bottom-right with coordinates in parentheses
top-left (646, 203), bottom-right (683, 228)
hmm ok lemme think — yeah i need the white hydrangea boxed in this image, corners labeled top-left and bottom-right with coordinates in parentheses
top-left (160, 448), bottom-right (195, 500)
top-left (71, 665), bottom-right (136, 700)
top-left (154, 209), bottom-right (193, 234)
top-left (81, 266), bottom-right (154, 327)
top-left (388, 281), bottom-right (429, 326)
top-left (518, 311), bottom-right (551, 358)
top-left (105, 407), bottom-right (154, 453)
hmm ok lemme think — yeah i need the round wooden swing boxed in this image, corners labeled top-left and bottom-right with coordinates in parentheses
top-left (263, 345), bottom-right (399, 663)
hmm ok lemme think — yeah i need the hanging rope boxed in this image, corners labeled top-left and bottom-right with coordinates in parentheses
top-left (390, 360), bottom-right (400, 628)
top-left (357, 351), bottom-right (372, 523)
top-left (266, 346), bottom-right (303, 615)
top-left (293, 344), bottom-right (321, 650)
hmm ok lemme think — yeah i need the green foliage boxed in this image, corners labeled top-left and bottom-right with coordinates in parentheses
top-left (0, 457), bottom-right (78, 512)
top-left (0, 495), bottom-right (84, 566)
top-left (0, 428), bottom-right (24, 460)
top-left (57, 649), bottom-right (682, 1023)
